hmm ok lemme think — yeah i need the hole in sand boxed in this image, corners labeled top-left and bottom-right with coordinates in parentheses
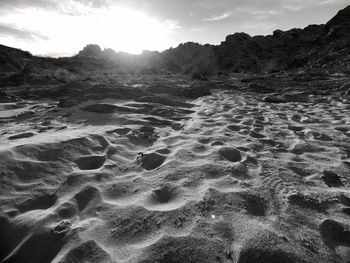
top-left (0, 216), bottom-right (29, 261)
top-left (127, 127), bottom-right (159, 146)
top-left (75, 155), bottom-right (106, 170)
top-left (57, 202), bottom-right (78, 219)
top-left (288, 125), bottom-right (304, 132)
top-left (288, 193), bottom-right (327, 211)
top-left (339, 195), bottom-right (350, 206)
top-left (249, 131), bottom-right (266, 139)
top-left (141, 153), bottom-right (166, 171)
top-left (323, 171), bottom-right (343, 187)
top-left (74, 186), bottom-right (101, 211)
top-left (342, 207), bottom-right (350, 215)
top-left (8, 132), bottom-right (35, 140)
top-left (156, 148), bottom-right (171, 155)
top-left (227, 124), bottom-right (242, 131)
top-left (219, 147), bottom-right (242, 162)
top-left (151, 185), bottom-right (177, 204)
top-left (16, 194), bottom-right (57, 213)
top-left (211, 140), bottom-right (225, 146)
top-left (241, 193), bottom-right (267, 216)
top-left (238, 248), bottom-right (299, 263)
top-left (198, 137), bottom-right (211, 144)
top-left (108, 127), bottom-right (131, 135)
top-left (1, 221), bottom-right (66, 263)
top-left (320, 219), bottom-right (350, 248)
top-left (313, 132), bottom-right (333, 141)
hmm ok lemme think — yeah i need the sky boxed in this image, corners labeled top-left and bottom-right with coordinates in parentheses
top-left (0, 0), bottom-right (349, 57)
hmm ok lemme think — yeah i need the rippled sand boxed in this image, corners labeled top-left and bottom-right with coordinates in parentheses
top-left (1, 80), bottom-right (350, 262)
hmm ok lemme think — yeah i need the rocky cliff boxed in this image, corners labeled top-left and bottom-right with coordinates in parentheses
top-left (0, 5), bottom-right (349, 76)
top-left (163, 5), bottom-right (350, 74)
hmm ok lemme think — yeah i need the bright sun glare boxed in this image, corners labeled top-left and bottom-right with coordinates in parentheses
top-left (0, 4), bottom-right (178, 56)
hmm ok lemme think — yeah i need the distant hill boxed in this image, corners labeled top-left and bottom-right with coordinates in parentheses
top-left (0, 44), bottom-right (33, 73)
top-left (1, 5), bottom-right (350, 76)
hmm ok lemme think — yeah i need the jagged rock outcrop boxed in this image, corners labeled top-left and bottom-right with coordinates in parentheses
top-left (77, 44), bottom-right (103, 58)
top-left (161, 42), bottom-right (218, 75)
top-left (166, 5), bottom-right (350, 74)
top-left (0, 5), bottom-right (349, 76)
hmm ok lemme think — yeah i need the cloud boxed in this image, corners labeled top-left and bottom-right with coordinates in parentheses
top-left (0, 0), bottom-right (57, 10)
top-left (203, 12), bottom-right (232, 21)
top-left (0, 0), bottom-right (114, 16)
top-left (0, 0), bottom-right (111, 9)
top-left (0, 23), bottom-right (49, 41)
top-left (282, 4), bottom-right (306, 11)
top-left (251, 10), bottom-right (279, 16)
top-left (77, 0), bottom-right (111, 8)
top-left (318, 0), bottom-right (349, 5)
top-left (196, 0), bottom-right (233, 9)
top-left (230, 7), bottom-right (281, 20)
top-left (281, 0), bottom-right (347, 11)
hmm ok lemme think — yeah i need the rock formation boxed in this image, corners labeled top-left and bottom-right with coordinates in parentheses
top-left (0, 5), bottom-right (349, 76)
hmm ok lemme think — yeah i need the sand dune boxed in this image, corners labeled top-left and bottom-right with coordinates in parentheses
top-left (1, 76), bottom-right (350, 263)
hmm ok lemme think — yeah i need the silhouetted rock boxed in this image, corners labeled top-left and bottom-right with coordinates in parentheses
top-left (161, 42), bottom-right (218, 75)
top-left (77, 44), bottom-right (103, 58)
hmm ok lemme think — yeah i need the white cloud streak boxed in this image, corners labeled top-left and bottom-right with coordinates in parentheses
top-left (202, 12), bottom-right (232, 21)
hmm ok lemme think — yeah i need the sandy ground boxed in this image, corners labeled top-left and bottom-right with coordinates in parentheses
top-left (1, 83), bottom-right (350, 263)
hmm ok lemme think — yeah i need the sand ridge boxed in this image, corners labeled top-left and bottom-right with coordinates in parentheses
top-left (1, 82), bottom-right (350, 262)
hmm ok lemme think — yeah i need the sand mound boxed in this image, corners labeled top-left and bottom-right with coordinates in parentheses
top-left (137, 236), bottom-right (226, 263)
top-left (59, 240), bottom-right (113, 263)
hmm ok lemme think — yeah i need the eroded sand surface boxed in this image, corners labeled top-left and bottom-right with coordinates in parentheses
top-left (1, 82), bottom-right (350, 263)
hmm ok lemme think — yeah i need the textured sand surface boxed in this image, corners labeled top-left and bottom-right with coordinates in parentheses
top-left (1, 80), bottom-right (350, 263)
